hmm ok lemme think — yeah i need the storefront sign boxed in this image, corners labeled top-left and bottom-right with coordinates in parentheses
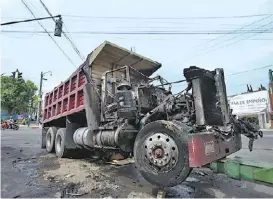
top-left (229, 91), bottom-right (269, 115)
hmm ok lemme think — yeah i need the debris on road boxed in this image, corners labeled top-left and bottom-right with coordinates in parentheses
top-left (65, 174), bottom-right (74, 178)
top-left (194, 171), bottom-right (208, 176)
top-left (156, 189), bottom-right (167, 198)
top-left (107, 158), bottom-right (135, 166)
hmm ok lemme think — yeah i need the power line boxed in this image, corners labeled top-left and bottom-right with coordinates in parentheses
top-left (227, 64), bottom-right (273, 76)
top-left (21, 0), bottom-right (76, 67)
top-left (39, 0), bottom-right (85, 61)
top-left (203, 16), bottom-right (273, 50)
top-left (189, 14), bottom-right (273, 51)
top-left (202, 20), bottom-right (273, 55)
top-left (183, 19), bottom-right (273, 61)
top-left (3, 13), bottom-right (273, 21)
top-left (5, 16), bottom-right (273, 28)
top-left (62, 13), bottom-right (273, 20)
top-left (3, 32), bottom-right (272, 41)
top-left (2, 30), bottom-right (273, 35)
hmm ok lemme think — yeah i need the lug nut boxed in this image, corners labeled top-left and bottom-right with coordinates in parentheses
top-left (165, 153), bottom-right (168, 156)
top-left (154, 160), bottom-right (157, 164)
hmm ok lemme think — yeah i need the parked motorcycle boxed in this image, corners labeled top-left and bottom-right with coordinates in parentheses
top-left (1, 121), bottom-right (8, 130)
top-left (1, 122), bottom-right (19, 130)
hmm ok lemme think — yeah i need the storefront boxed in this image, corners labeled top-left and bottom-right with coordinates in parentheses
top-left (229, 90), bottom-right (271, 129)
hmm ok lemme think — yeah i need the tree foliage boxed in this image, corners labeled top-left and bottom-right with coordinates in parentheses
top-left (1, 76), bottom-right (38, 115)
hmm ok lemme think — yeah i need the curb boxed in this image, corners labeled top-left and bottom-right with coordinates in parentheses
top-left (19, 125), bottom-right (41, 129)
top-left (260, 129), bottom-right (273, 132)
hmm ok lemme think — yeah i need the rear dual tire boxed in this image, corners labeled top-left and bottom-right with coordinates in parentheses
top-left (44, 127), bottom-right (75, 158)
top-left (55, 128), bottom-right (73, 158)
top-left (41, 127), bottom-right (49, 149)
top-left (46, 127), bottom-right (58, 153)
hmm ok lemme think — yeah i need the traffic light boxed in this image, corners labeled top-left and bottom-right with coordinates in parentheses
top-left (54, 16), bottom-right (63, 37)
top-left (18, 72), bottom-right (23, 79)
top-left (269, 69), bottom-right (273, 83)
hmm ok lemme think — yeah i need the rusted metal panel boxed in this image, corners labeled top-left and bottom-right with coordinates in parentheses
top-left (188, 132), bottom-right (242, 167)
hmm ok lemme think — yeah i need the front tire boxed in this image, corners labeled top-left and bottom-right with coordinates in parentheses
top-left (46, 127), bottom-right (58, 153)
top-left (134, 120), bottom-right (191, 187)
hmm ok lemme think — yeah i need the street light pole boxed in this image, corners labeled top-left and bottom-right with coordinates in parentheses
top-left (36, 71), bottom-right (51, 124)
top-left (36, 72), bottom-right (43, 124)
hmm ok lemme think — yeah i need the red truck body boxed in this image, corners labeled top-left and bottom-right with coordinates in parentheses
top-left (43, 64), bottom-right (86, 123)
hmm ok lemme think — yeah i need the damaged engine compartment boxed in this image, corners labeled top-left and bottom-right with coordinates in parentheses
top-left (92, 65), bottom-right (262, 153)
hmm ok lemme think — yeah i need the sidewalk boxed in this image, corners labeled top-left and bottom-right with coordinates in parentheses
top-left (19, 124), bottom-right (41, 129)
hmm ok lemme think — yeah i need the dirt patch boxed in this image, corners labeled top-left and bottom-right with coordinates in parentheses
top-left (40, 156), bottom-right (155, 198)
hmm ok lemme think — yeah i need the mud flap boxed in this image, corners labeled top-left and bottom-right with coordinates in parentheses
top-left (65, 116), bottom-right (80, 149)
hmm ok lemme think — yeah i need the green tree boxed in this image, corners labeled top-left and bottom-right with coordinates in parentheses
top-left (1, 76), bottom-right (38, 115)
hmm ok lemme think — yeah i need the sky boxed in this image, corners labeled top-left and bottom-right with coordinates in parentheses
top-left (1, 0), bottom-right (273, 96)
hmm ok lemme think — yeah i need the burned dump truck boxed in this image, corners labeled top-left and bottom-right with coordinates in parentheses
top-left (41, 41), bottom-right (262, 187)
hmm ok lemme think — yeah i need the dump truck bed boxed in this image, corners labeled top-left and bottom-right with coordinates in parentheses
top-left (43, 41), bottom-right (161, 124)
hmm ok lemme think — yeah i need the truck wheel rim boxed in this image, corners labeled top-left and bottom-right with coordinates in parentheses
top-left (144, 133), bottom-right (178, 172)
top-left (46, 133), bottom-right (51, 148)
top-left (56, 135), bottom-right (62, 153)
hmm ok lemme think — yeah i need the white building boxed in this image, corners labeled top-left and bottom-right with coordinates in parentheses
top-left (228, 90), bottom-right (270, 129)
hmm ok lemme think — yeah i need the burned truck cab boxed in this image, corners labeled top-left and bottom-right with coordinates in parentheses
top-left (133, 66), bottom-right (262, 187)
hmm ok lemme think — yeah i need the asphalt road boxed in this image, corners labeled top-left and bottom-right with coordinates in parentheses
top-left (229, 131), bottom-right (273, 163)
top-left (1, 128), bottom-right (273, 198)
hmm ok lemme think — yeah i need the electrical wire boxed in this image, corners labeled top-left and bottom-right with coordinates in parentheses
top-left (3, 31), bottom-right (272, 41)
top-left (204, 17), bottom-right (273, 50)
top-left (2, 30), bottom-right (273, 35)
top-left (189, 14), bottom-right (273, 51)
top-left (21, 0), bottom-right (76, 67)
top-left (201, 20), bottom-right (273, 55)
top-left (62, 13), bottom-right (273, 20)
top-left (227, 64), bottom-right (273, 76)
top-left (39, 0), bottom-right (85, 61)
top-left (3, 13), bottom-right (273, 21)
top-left (182, 19), bottom-right (273, 62)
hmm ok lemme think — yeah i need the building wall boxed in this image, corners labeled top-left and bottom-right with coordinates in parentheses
top-left (229, 90), bottom-right (271, 129)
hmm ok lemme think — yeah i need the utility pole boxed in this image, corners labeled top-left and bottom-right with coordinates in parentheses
top-left (36, 71), bottom-right (52, 124)
top-left (268, 69), bottom-right (273, 128)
